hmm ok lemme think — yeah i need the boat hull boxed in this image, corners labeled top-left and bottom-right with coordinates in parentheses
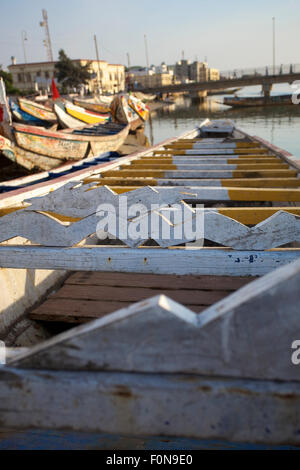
top-left (14, 126), bottom-right (89, 160)
top-left (54, 102), bottom-right (88, 129)
top-left (12, 122), bottom-right (130, 163)
top-left (73, 98), bottom-right (110, 114)
top-left (110, 95), bottom-right (143, 130)
top-left (224, 94), bottom-right (293, 108)
top-left (18, 98), bottom-right (57, 123)
top-left (65, 101), bottom-right (110, 124)
top-left (10, 100), bottom-right (46, 126)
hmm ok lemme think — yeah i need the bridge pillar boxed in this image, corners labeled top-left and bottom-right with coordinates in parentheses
top-left (190, 90), bottom-right (207, 104)
top-left (262, 83), bottom-right (273, 100)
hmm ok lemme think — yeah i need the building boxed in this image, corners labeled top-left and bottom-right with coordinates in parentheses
top-left (175, 60), bottom-right (190, 82)
top-left (208, 68), bottom-right (220, 81)
top-left (127, 69), bottom-right (173, 89)
top-left (189, 61), bottom-right (209, 82)
top-left (8, 58), bottom-right (125, 94)
top-left (174, 59), bottom-right (220, 83)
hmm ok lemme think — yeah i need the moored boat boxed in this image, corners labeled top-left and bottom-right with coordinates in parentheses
top-left (53, 101), bottom-right (85, 129)
top-left (0, 81), bottom-right (129, 170)
top-left (128, 93), bottom-right (150, 121)
top-left (223, 93), bottom-right (293, 107)
top-left (110, 94), bottom-right (143, 130)
top-left (73, 97), bottom-right (111, 114)
top-left (18, 97), bottom-right (57, 123)
top-left (9, 99), bottom-right (46, 126)
top-left (64, 100), bottom-right (110, 124)
top-left (0, 119), bottom-right (299, 448)
top-left (12, 120), bottom-right (129, 161)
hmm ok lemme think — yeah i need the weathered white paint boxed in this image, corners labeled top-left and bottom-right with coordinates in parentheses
top-left (1, 189), bottom-right (299, 250)
top-left (200, 119), bottom-right (235, 135)
top-left (9, 257), bottom-right (300, 382)
top-left (0, 245), bottom-right (298, 275)
top-left (0, 366), bottom-right (299, 444)
top-left (0, 238), bottom-right (67, 341)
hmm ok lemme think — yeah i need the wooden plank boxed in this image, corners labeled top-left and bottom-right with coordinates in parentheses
top-left (29, 298), bottom-right (214, 323)
top-left (0, 245), bottom-right (298, 276)
top-left (97, 186), bottom-right (300, 201)
top-left (125, 163), bottom-right (288, 170)
top-left (135, 157), bottom-right (282, 164)
top-left (30, 298), bottom-right (131, 323)
top-left (47, 284), bottom-right (230, 305)
top-left (65, 271), bottom-right (251, 290)
top-left (164, 142), bottom-right (259, 149)
top-left (253, 135), bottom-right (300, 171)
top-left (154, 148), bottom-right (269, 155)
top-left (90, 177), bottom-right (300, 188)
top-left (1, 367), bottom-right (300, 444)
top-left (30, 272), bottom-right (252, 323)
top-left (153, 153), bottom-right (277, 159)
top-left (103, 169), bottom-right (297, 178)
top-left (216, 207), bottom-right (300, 225)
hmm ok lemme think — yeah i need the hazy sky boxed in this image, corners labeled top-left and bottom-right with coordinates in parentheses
top-left (0, 0), bottom-right (299, 71)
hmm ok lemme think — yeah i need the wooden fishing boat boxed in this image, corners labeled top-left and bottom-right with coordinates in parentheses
top-left (18, 97), bottom-right (57, 123)
top-left (9, 99), bottom-right (46, 126)
top-left (54, 101), bottom-right (89, 129)
top-left (223, 93), bottom-right (293, 107)
top-left (128, 94), bottom-right (150, 121)
top-left (110, 94), bottom-right (143, 130)
top-left (0, 96), bottom-right (129, 171)
top-left (0, 119), bottom-right (299, 449)
top-left (73, 97), bottom-right (111, 114)
top-left (11, 121), bottom-right (129, 162)
top-left (64, 100), bottom-right (110, 124)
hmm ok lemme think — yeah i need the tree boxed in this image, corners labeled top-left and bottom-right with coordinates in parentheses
top-left (0, 66), bottom-right (20, 94)
top-left (55, 49), bottom-right (92, 90)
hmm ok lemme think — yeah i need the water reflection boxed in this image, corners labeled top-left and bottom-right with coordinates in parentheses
top-left (145, 96), bottom-right (300, 158)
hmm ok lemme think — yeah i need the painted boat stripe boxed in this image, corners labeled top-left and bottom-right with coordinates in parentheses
top-left (103, 169), bottom-right (297, 178)
top-left (127, 164), bottom-right (288, 170)
top-left (138, 157), bottom-right (281, 164)
top-left (85, 186), bottom-right (300, 201)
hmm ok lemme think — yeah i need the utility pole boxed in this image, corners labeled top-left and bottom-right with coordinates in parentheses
top-left (94, 34), bottom-right (102, 95)
top-left (144, 34), bottom-right (149, 70)
top-left (127, 52), bottom-right (131, 69)
top-left (21, 30), bottom-right (28, 64)
top-left (40, 9), bottom-right (53, 62)
top-left (182, 50), bottom-right (184, 61)
top-left (272, 16), bottom-right (276, 75)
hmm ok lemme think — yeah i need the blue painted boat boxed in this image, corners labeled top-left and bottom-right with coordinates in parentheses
top-left (9, 99), bottom-right (46, 126)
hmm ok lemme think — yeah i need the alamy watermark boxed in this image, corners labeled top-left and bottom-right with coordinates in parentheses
top-left (291, 340), bottom-right (300, 365)
top-left (96, 197), bottom-right (204, 243)
top-left (0, 340), bottom-right (5, 365)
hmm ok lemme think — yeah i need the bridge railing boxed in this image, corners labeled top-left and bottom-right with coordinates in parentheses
top-left (220, 63), bottom-right (300, 80)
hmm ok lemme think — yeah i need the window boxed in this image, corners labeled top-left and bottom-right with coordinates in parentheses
top-left (45, 71), bottom-right (49, 79)
top-left (17, 73), bottom-right (23, 83)
top-left (26, 73), bottom-right (31, 82)
top-left (36, 71), bottom-right (41, 77)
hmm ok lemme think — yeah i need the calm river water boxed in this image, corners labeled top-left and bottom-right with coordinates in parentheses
top-left (145, 84), bottom-right (300, 158)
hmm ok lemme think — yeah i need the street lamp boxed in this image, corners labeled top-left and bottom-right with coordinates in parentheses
top-left (272, 17), bottom-right (276, 75)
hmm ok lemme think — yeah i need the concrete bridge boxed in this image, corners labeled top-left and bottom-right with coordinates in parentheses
top-left (138, 72), bottom-right (300, 101)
